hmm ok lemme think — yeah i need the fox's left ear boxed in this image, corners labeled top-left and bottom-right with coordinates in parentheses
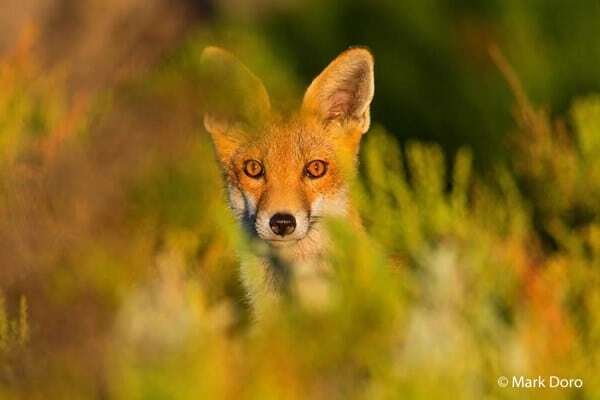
top-left (301, 48), bottom-right (374, 133)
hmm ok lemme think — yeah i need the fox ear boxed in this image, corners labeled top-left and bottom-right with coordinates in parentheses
top-left (301, 48), bottom-right (374, 133)
top-left (200, 47), bottom-right (270, 162)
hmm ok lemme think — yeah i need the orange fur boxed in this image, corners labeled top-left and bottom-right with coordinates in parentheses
top-left (202, 47), bottom-right (375, 315)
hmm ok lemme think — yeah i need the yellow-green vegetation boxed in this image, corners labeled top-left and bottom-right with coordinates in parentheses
top-left (0, 295), bottom-right (29, 351)
top-left (1, 27), bottom-right (599, 400)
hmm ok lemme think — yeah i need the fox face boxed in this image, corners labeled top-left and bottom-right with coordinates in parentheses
top-left (202, 46), bottom-right (374, 258)
top-left (216, 116), bottom-right (351, 245)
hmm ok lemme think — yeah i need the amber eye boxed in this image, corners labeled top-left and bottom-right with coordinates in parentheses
top-left (305, 160), bottom-right (328, 179)
top-left (243, 159), bottom-right (264, 178)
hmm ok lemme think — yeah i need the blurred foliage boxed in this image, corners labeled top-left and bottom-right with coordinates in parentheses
top-left (1, 1), bottom-right (600, 399)
top-left (217, 0), bottom-right (600, 166)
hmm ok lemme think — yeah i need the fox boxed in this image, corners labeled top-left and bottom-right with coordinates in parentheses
top-left (201, 46), bottom-right (374, 316)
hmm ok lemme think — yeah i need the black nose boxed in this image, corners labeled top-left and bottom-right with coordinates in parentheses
top-left (269, 213), bottom-right (296, 236)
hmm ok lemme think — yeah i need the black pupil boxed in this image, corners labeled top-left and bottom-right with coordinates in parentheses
top-left (247, 161), bottom-right (261, 176)
top-left (309, 161), bottom-right (323, 176)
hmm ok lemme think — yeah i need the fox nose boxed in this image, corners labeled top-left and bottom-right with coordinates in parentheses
top-left (269, 213), bottom-right (296, 236)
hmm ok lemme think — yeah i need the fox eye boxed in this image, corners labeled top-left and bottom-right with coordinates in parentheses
top-left (243, 159), bottom-right (264, 178)
top-left (305, 160), bottom-right (328, 179)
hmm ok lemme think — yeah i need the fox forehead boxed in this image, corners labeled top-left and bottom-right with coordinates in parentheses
top-left (224, 116), bottom-right (349, 208)
top-left (231, 116), bottom-right (338, 166)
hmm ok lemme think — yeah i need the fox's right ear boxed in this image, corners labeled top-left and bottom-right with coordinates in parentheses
top-left (200, 47), bottom-right (270, 163)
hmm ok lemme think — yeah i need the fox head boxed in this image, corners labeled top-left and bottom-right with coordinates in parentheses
top-left (202, 47), bottom-right (374, 251)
